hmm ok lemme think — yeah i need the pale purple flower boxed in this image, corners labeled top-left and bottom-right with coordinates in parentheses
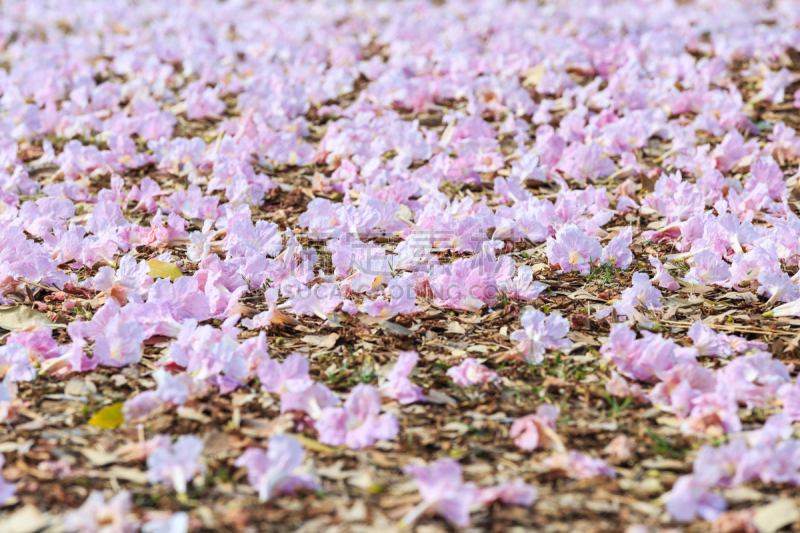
top-left (477, 479), bottom-right (538, 507)
top-left (380, 351), bottom-right (426, 405)
top-left (546, 223), bottom-right (602, 274)
top-left (544, 451), bottom-right (616, 479)
top-left (510, 404), bottom-right (564, 451)
top-left (664, 475), bottom-right (726, 522)
top-left (257, 353), bottom-right (314, 395)
top-left (122, 368), bottom-right (192, 422)
top-left (510, 309), bottom-right (572, 364)
top-left (684, 250), bottom-right (730, 286)
top-left (778, 382), bottom-right (800, 421)
top-left (503, 265), bottom-right (547, 300)
top-left (316, 384), bottom-right (398, 449)
top-left (447, 358), bottom-right (500, 387)
top-left (604, 435), bottom-right (635, 463)
top-left (649, 255), bottom-right (680, 290)
top-left (0, 454), bottom-right (15, 504)
top-left (0, 343), bottom-right (36, 383)
top-left (93, 314), bottom-right (144, 368)
top-left (681, 392), bottom-right (742, 436)
top-left (401, 459), bottom-right (479, 528)
top-left (64, 490), bottom-right (138, 533)
top-left (597, 272), bottom-right (662, 323)
top-left (141, 512), bottom-right (189, 533)
top-left (280, 384), bottom-right (340, 419)
top-left (600, 227), bottom-right (634, 269)
top-left (757, 270), bottom-right (799, 306)
top-left (147, 435), bottom-right (206, 495)
top-left (234, 434), bottom-right (318, 502)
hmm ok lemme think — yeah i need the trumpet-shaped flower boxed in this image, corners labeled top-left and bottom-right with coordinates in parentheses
top-left (447, 358), bottom-right (500, 387)
top-left (147, 435), bottom-right (206, 495)
top-left (316, 384), bottom-right (398, 449)
top-left (546, 224), bottom-right (602, 274)
top-left (401, 459), bottom-right (479, 528)
top-left (234, 434), bottom-right (318, 502)
top-left (510, 309), bottom-right (572, 364)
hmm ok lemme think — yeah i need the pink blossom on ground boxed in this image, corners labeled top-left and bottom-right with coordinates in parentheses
top-left (477, 479), bottom-right (538, 507)
top-left (544, 451), bottom-right (616, 479)
top-left (510, 309), bottom-right (573, 364)
top-left (447, 358), bottom-right (500, 387)
top-left (664, 475), bottom-right (726, 522)
top-left (146, 435), bottom-right (206, 495)
top-left (380, 350), bottom-right (426, 404)
top-left (401, 459), bottom-right (479, 528)
top-left (257, 353), bottom-right (314, 395)
top-left (63, 490), bottom-right (138, 533)
top-left (234, 434), bottom-right (318, 502)
top-left (0, 454), bottom-right (15, 504)
top-left (316, 384), bottom-right (399, 449)
top-left (546, 224), bottom-right (602, 274)
top-left (510, 404), bottom-right (564, 451)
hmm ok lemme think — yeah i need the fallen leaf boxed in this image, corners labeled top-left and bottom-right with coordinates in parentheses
top-left (147, 260), bottom-right (183, 281)
top-left (301, 333), bottom-right (339, 349)
top-left (426, 389), bottom-right (457, 405)
top-left (81, 448), bottom-right (119, 466)
top-left (0, 305), bottom-right (55, 332)
top-left (106, 466), bottom-right (149, 484)
top-left (0, 505), bottom-right (49, 533)
top-left (177, 406), bottom-right (212, 424)
top-left (522, 63), bottom-right (546, 87)
top-left (290, 434), bottom-right (341, 453)
top-left (87, 402), bottom-right (125, 429)
top-left (446, 322), bottom-right (466, 335)
top-left (753, 499), bottom-right (799, 533)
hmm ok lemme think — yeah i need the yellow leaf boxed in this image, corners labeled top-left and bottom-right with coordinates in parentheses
top-left (88, 402), bottom-right (125, 429)
top-left (289, 434), bottom-right (341, 453)
top-left (147, 260), bottom-right (183, 282)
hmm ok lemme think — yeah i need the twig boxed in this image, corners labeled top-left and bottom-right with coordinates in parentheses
top-left (19, 278), bottom-right (58, 292)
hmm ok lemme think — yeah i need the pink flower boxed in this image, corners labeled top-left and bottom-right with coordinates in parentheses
top-left (600, 227), bottom-right (633, 269)
top-left (510, 404), bottom-right (564, 451)
top-left (556, 142), bottom-right (615, 182)
top-left (380, 351), bottom-right (426, 405)
top-left (447, 358), bottom-right (500, 387)
top-left (502, 265), bottom-right (547, 301)
top-left (122, 368), bottom-right (197, 422)
top-left (146, 435), bottom-right (206, 495)
top-left (664, 475), bottom-right (726, 522)
top-left (546, 224), bottom-right (602, 274)
top-left (7, 328), bottom-right (63, 362)
top-left (778, 382), bottom-right (800, 421)
top-left (477, 479), bottom-right (538, 507)
top-left (141, 512), bottom-right (189, 533)
top-left (604, 435), bottom-right (635, 463)
top-left (0, 343), bottom-right (37, 382)
top-left (257, 353), bottom-right (314, 395)
top-left (684, 250), bottom-right (731, 286)
top-left (64, 490), bottom-right (138, 533)
top-left (681, 392), bottom-right (741, 436)
top-left (0, 454), bottom-right (15, 504)
top-left (316, 384), bottom-right (398, 449)
top-left (90, 255), bottom-right (152, 304)
top-left (605, 371), bottom-right (646, 403)
top-left (234, 434), bottom-right (318, 502)
top-left (510, 309), bottom-right (572, 364)
top-left (93, 314), bottom-right (144, 368)
top-left (401, 459), bottom-right (479, 528)
top-left (597, 272), bottom-right (663, 324)
top-left (544, 450), bottom-right (616, 479)
top-left (280, 384), bottom-right (340, 419)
